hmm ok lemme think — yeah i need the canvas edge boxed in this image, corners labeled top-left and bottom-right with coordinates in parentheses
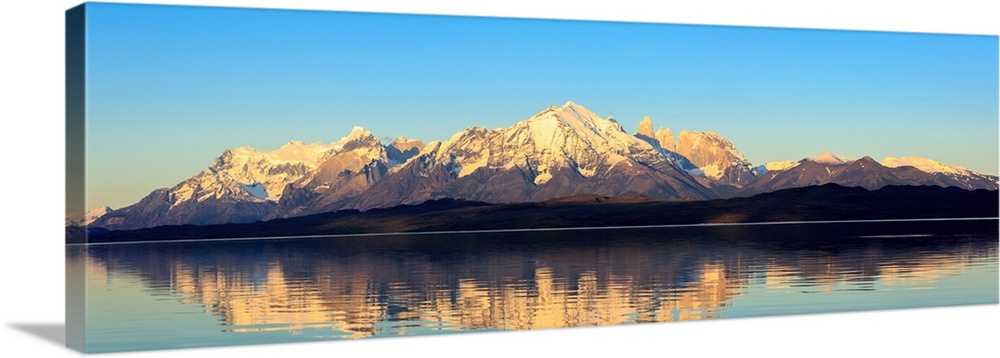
top-left (55, 1), bottom-right (1000, 355)
top-left (65, 2), bottom-right (87, 353)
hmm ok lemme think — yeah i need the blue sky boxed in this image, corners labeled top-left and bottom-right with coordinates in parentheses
top-left (83, 3), bottom-right (998, 208)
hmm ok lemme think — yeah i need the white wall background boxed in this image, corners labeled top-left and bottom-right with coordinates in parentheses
top-left (1, 1), bottom-right (996, 357)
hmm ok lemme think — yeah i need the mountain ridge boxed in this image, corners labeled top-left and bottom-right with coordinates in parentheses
top-left (88, 102), bottom-right (999, 231)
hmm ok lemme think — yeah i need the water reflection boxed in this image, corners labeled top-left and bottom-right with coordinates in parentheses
top-left (76, 220), bottom-right (999, 352)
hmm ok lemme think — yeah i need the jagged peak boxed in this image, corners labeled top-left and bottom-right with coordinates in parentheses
top-left (653, 126), bottom-right (674, 150)
top-left (636, 115), bottom-right (654, 138)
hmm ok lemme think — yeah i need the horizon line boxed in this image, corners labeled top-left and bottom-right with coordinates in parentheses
top-left (69, 217), bottom-right (999, 246)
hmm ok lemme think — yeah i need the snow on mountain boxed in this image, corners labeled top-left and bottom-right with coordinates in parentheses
top-left (66, 205), bottom-right (114, 226)
top-left (754, 152), bottom-right (996, 189)
top-left (93, 127), bottom-right (391, 229)
top-left (765, 160), bottom-right (798, 171)
top-left (83, 206), bottom-right (113, 224)
top-left (430, 101), bottom-right (658, 182)
top-left (740, 154), bottom-right (973, 196)
top-left (90, 102), bottom-right (998, 231)
top-left (882, 156), bottom-right (998, 190)
top-left (882, 156), bottom-right (969, 175)
top-left (186, 128), bottom-right (378, 204)
top-left (807, 151), bottom-right (851, 165)
top-left (753, 159), bottom-right (798, 175)
top-left (270, 129), bottom-right (393, 217)
top-left (346, 101), bottom-right (715, 210)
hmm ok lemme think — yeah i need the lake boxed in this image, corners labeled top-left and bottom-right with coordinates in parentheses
top-left (67, 219), bottom-right (999, 353)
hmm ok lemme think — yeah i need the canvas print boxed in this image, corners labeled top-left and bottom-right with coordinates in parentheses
top-left (66, 2), bottom-right (999, 353)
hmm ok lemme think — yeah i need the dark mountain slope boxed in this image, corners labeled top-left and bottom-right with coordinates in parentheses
top-left (82, 184), bottom-right (998, 243)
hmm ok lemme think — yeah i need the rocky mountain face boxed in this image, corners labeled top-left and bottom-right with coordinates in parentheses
top-left (89, 102), bottom-right (998, 231)
top-left (634, 116), bottom-right (674, 151)
top-left (673, 130), bottom-right (758, 187)
top-left (386, 137), bottom-right (425, 166)
top-left (632, 116), bottom-right (757, 188)
top-left (636, 116), bottom-right (655, 138)
top-left (655, 128), bottom-right (674, 152)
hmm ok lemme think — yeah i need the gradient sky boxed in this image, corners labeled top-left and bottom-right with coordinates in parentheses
top-left (83, 3), bottom-right (999, 209)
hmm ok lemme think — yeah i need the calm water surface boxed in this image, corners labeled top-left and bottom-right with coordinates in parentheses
top-left (68, 220), bottom-right (999, 353)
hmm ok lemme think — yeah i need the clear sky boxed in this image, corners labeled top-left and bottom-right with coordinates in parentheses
top-left (83, 2), bottom-right (999, 209)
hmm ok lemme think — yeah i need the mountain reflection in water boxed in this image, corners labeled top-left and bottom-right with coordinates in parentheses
top-left (72, 220), bottom-right (999, 352)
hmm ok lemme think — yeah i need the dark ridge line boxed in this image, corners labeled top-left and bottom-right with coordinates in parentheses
top-left (68, 217), bottom-right (999, 246)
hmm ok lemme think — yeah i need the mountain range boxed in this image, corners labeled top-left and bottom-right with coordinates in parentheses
top-left (89, 101), bottom-right (998, 231)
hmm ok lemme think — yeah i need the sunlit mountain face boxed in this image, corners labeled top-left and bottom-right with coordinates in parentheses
top-left (86, 102), bottom-right (998, 231)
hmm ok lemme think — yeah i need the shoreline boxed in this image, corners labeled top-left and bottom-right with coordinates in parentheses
top-left (69, 216), bottom-right (998, 246)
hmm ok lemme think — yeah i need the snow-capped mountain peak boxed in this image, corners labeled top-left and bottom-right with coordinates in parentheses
top-left (550, 101), bottom-right (625, 135)
top-left (201, 130), bottom-right (383, 204)
top-left (340, 101), bottom-right (714, 210)
top-left (423, 102), bottom-right (645, 181)
top-left (807, 151), bottom-right (849, 165)
top-left (881, 156), bottom-right (969, 175)
top-left (447, 103), bottom-right (676, 181)
top-left (84, 206), bottom-right (113, 225)
top-left (346, 125), bottom-right (369, 138)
